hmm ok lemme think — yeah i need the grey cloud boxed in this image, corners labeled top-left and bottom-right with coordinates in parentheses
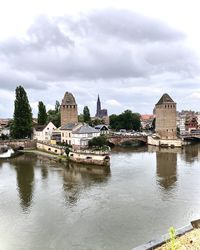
top-left (0, 16), bottom-right (73, 56)
top-left (59, 8), bottom-right (185, 43)
top-left (0, 64), bottom-right (47, 91)
top-left (0, 8), bottom-right (200, 118)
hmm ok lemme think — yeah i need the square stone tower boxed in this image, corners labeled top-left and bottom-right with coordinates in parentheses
top-left (155, 93), bottom-right (177, 139)
top-left (60, 92), bottom-right (78, 126)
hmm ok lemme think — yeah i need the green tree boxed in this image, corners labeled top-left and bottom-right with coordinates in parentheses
top-left (11, 85), bottom-right (32, 139)
top-left (78, 114), bottom-right (84, 122)
top-left (37, 101), bottom-right (47, 125)
top-left (83, 106), bottom-right (91, 123)
top-left (88, 136), bottom-right (107, 147)
top-left (109, 114), bottom-right (121, 130)
top-left (109, 110), bottom-right (141, 131)
top-left (47, 101), bottom-right (60, 127)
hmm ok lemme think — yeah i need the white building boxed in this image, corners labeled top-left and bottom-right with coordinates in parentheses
top-left (95, 125), bottom-right (109, 135)
top-left (33, 122), bottom-right (57, 142)
top-left (179, 115), bottom-right (186, 135)
top-left (0, 127), bottom-right (10, 137)
top-left (60, 123), bottom-right (82, 144)
top-left (72, 124), bottom-right (100, 149)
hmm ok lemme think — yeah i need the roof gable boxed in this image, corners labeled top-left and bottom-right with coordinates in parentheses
top-left (156, 93), bottom-right (175, 105)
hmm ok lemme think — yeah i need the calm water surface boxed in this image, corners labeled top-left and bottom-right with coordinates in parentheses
top-left (1, 144), bottom-right (200, 250)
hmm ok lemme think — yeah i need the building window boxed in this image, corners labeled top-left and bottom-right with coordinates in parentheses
top-left (69, 133), bottom-right (71, 137)
top-left (62, 133), bottom-right (64, 137)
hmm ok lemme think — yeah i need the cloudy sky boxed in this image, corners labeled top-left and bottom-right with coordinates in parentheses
top-left (0, 0), bottom-right (200, 118)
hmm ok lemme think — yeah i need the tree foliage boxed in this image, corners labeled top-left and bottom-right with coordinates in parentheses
top-left (47, 101), bottom-right (60, 128)
top-left (11, 85), bottom-right (32, 139)
top-left (88, 135), bottom-right (107, 147)
top-left (109, 110), bottom-right (141, 131)
top-left (78, 114), bottom-right (84, 122)
top-left (90, 118), bottom-right (105, 126)
top-left (38, 101), bottom-right (47, 125)
top-left (83, 106), bottom-right (91, 123)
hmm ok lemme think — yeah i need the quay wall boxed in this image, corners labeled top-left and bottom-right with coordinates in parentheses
top-left (147, 136), bottom-right (183, 148)
top-left (69, 151), bottom-right (110, 166)
top-left (37, 142), bottom-right (65, 155)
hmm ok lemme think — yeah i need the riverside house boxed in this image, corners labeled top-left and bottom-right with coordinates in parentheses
top-left (72, 124), bottom-right (100, 149)
top-left (33, 122), bottom-right (57, 142)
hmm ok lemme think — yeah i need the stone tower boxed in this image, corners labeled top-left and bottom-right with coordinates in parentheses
top-left (95, 95), bottom-right (101, 117)
top-left (155, 93), bottom-right (177, 139)
top-left (60, 92), bottom-right (78, 126)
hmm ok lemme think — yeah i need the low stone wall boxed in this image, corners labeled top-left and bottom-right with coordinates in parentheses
top-left (0, 139), bottom-right (36, 149)
top-left (69, 151), bottom-right (110, 166)
top-left (147, 136), bottom-right (183, 148)
top-left (37, 142), bottom-right (65, 155)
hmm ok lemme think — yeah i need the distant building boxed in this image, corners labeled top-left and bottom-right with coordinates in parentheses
top-left (95, 125), bottom-right (109, 135)
top-left (155, 93), bottom-right (177, 139)
top-left (140, 114), bottom-right (155, 130)
top-left (179, 114), bottom-right (186, 135)
top-left (60, 92), bottom-right (78, 126)
top-left (33, 122), bottom-right (57, 141)
top-left (95, 95), bottom-right (109, 125)
top-left (185, 116), bottom-right (198, 132)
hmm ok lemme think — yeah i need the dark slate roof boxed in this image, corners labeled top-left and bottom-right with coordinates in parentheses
top-left (73, 124), bottom-right (99, 134)
top-left (95, 125), bottom-right (109, 130)
top-left (60, 123), bottom-right (78, 130)
top-left (156, 93), bottom-right (175, 105)
top-left (34, 125), bottom-right (46, 131)
top-left (61, 92), bottom-right (76, 105)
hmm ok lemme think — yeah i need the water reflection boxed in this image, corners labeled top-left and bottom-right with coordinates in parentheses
top-left (181, 144), bottom-right (200, 163)
top-left (11, 154), bottom-right (35, 212)
top-left (62, 163), bottom-right (111, 206)
top-left (41, 165), bottom-right (48, 179)
top-left (156, 150), bottom-right (177, 190)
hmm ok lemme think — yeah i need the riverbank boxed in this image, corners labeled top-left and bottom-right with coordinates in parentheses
top-left (22, 149), bottom-right (65, 161)
top-left (156, 228), bottom-right (200, 249)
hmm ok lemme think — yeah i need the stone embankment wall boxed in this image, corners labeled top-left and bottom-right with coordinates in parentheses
top-left (147, 136), bottom-right (183, 147)
top-left (37, 142), bottom-right (65, 155)
top-left (0, 139), bottom-right (36, 149)
top-left (69, 151), bottom-right (110, 166)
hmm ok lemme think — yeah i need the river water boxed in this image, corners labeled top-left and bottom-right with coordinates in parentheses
top-left (0, 144), bottom-right (200, 250)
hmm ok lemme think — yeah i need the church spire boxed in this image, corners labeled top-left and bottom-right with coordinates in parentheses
top-left (96, 94), bottom-right (101, 117)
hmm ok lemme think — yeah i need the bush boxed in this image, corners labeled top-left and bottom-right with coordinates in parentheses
top-left (88, 136), bottom-right (107, 148)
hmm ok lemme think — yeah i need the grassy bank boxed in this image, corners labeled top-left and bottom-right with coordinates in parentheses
top-left (155, 228), bottom-right (200, 249)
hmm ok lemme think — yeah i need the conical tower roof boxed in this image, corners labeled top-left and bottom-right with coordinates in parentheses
top-left (156, 93), bottom-right (175, 105)
top-left (62, 92), bottom-right (76, 105)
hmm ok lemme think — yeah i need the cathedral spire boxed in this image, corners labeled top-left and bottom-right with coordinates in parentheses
top-left (96, 94), bottom-right (101, 117)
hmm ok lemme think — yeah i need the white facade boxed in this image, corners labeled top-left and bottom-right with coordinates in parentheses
top-left (72, 132), bottom-right (100, 148)
top-left (179, 115), bottom-right (186, 135)
top-left (72, 124), bottom-right (100, 149)
top-left (0, 127), bottom-right (10, 136)
top-left (33, 122), bottom-right (57, 141)
top-left (60, 123), bottom-right (82, 144)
